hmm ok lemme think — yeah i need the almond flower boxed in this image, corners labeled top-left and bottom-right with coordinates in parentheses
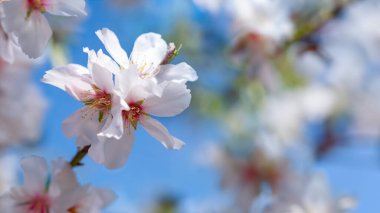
top-left (0, 156), bottom-right (115, 213)
top-left (85, 29), bottom-right (198, 168)
top-left (42, 47), bottom-right (128, 150)
top-left (95, 28), bottom-right (198, 85)
top-left (43, 29), bottom-right (197, 169)
top-left (89, 64), bottom-right (193, 168)
top-left (0, 0), bottom-right (86, 58)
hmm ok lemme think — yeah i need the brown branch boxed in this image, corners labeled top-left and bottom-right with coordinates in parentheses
top-left (70, 145), bottom-right (91, 168)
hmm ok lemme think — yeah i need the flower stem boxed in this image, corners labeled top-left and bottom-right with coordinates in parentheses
top-left (70, 145), bottom-right (91, 168)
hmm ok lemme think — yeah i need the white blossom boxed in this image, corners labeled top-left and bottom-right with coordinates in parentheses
top-left (264, 173), bottom-right (356, 213)
top-left (0, 0), bottom-right (86, 58)
top-left (43, 29), bottom-right (197, 169)
top-left (87, 28), bottom-right (198, 168)
top-left (0, 55), bottom-right (47, 147)
top-left (0, 156), bottom-right (116, 213)
top-left (42, 47), bottom-right (128, 148)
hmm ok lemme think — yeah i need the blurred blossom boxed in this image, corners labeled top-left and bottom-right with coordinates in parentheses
top-left (0, 156), bottom-right (116, 213)
top-left (194, 0), bottom-right (293, 43)
top-left (0, 0), bottom-right (86, 58)
top-left (260, 85), bottom-right (338, 146)
top-left (294, 0), bottom-right (380, 141)
top-left (0, 155), bottom-right (16, 194)
top-left (264, 173), bottom-right (356, 213)
top-left (193, 0), bottom-right (224, 14)
top-left (0, 56), bottom-right (47, 147)
top-left (203, 142), bottom-right (288, 212)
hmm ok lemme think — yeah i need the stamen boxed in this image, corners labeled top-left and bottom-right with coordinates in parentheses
top-left (26, 0), bottom-right (46, 16)
top-left (122, 100), bottom-right (145, 129)
top-left (81, 86), bottom-right (112, 123)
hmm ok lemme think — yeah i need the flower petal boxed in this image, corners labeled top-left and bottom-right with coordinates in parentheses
top-left (20, 156), bottom-right (48, 193)
top-left (97, 96), bottom-right (126, 139)
top-left (89, 129), bottom-right (135, 169)
top-left (156, 62), bottom-right (198, 84)
top-left (130, 33), bottom-right (167, 75)
top-left (140, 117), bottom-right (185, 149)
top-left (143, 82), bottom-right (191, 117)
top-left (42, 64), bottom-right (92, 101)
top-left (45, 0), bottom-right (87, 16)
top-left (13, 12), bottom-right (52, 58)
top-left (83, 48), bottom-right (120, 75)
top-left (1, 0), bottom-right (27, 33)
top-left (95, 28), bottom-right (129, 69)
top-left (91, 61), bottom-right (114, 93)
top-left (50, 158), bottom-right (78, 196)
top-left (62, 107), bottom-right (100, 144)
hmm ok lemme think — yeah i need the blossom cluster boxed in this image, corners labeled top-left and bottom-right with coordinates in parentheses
top-left (0, 0), bottom-right (198, 212)
top-left (43, 28), bottom-right (197, 169)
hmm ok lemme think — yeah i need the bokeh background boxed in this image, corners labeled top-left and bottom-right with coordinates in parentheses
top-left (2, 0), bottom-right (380, 212)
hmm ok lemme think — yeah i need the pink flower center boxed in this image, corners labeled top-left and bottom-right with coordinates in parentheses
top-left (83, 87), bottom-right (112, 113)
top-left (26, 0), bottom-right (46, 12)
top-left (26, 194), bottom-right (51, 213)
top-left (122, 101), bottom-right (144, 129)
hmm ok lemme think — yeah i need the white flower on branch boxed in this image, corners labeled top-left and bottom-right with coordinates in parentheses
top-left (43, 29), bottom-right (197, 169)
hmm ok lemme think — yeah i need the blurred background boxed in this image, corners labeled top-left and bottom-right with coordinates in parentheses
top-left (1, 0), bottom-right (380, 212)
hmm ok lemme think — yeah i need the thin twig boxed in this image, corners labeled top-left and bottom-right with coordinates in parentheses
top-left (70, 145), bottom-right (91, 168)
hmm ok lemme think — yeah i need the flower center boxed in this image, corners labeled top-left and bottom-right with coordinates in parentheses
top-left (26, 0), bottom-right (46, 13)
top-left (82, 86), bottom-right (112, 122)
top-left (122, 101), bottom-right (144, 129)
top-left (83, 87), bottom-right (112, 111)
top-left (26, 194), bottom-right (50, 213)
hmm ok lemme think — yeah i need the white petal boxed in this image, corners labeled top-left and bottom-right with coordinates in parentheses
top-left (62, 107), bottom-right (100, 143)
top-left (20, 156), bottom-right (48, 193)
top-left (140, 117), bottom-right (185, 149)
top-left (83, 48), bottom-right (120, 75)
top-left (42, 64), bottom-right (92, 101)
top-left (156, 62), bottom-right (198, 84)
top-left (50, 158), bottom-right (78, 196)
top-left (97, 97), bottom-right (126, 139)
top-left (130, 33), bottom-right (168, 75)
top-left (143, 82), bottom-right (191, 117)
top-left (89, 129), bottom-right (135, 169)
top-left (88, 187), bottom-right (117, 210)
top-left (1, 0), bottom-right (27, 33)
top-left (0, 26), bottom-right (16, 63)
top-left (90, 62), bottom-right (114, 92)
top-left (95, 28), bottom-right (129, 69)
top-left (15, 12), bottom-right (52, 58)
top-left (46, 0), bottom-right (87, 16)
top-left (116, 66), bottom-right (157, 101)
